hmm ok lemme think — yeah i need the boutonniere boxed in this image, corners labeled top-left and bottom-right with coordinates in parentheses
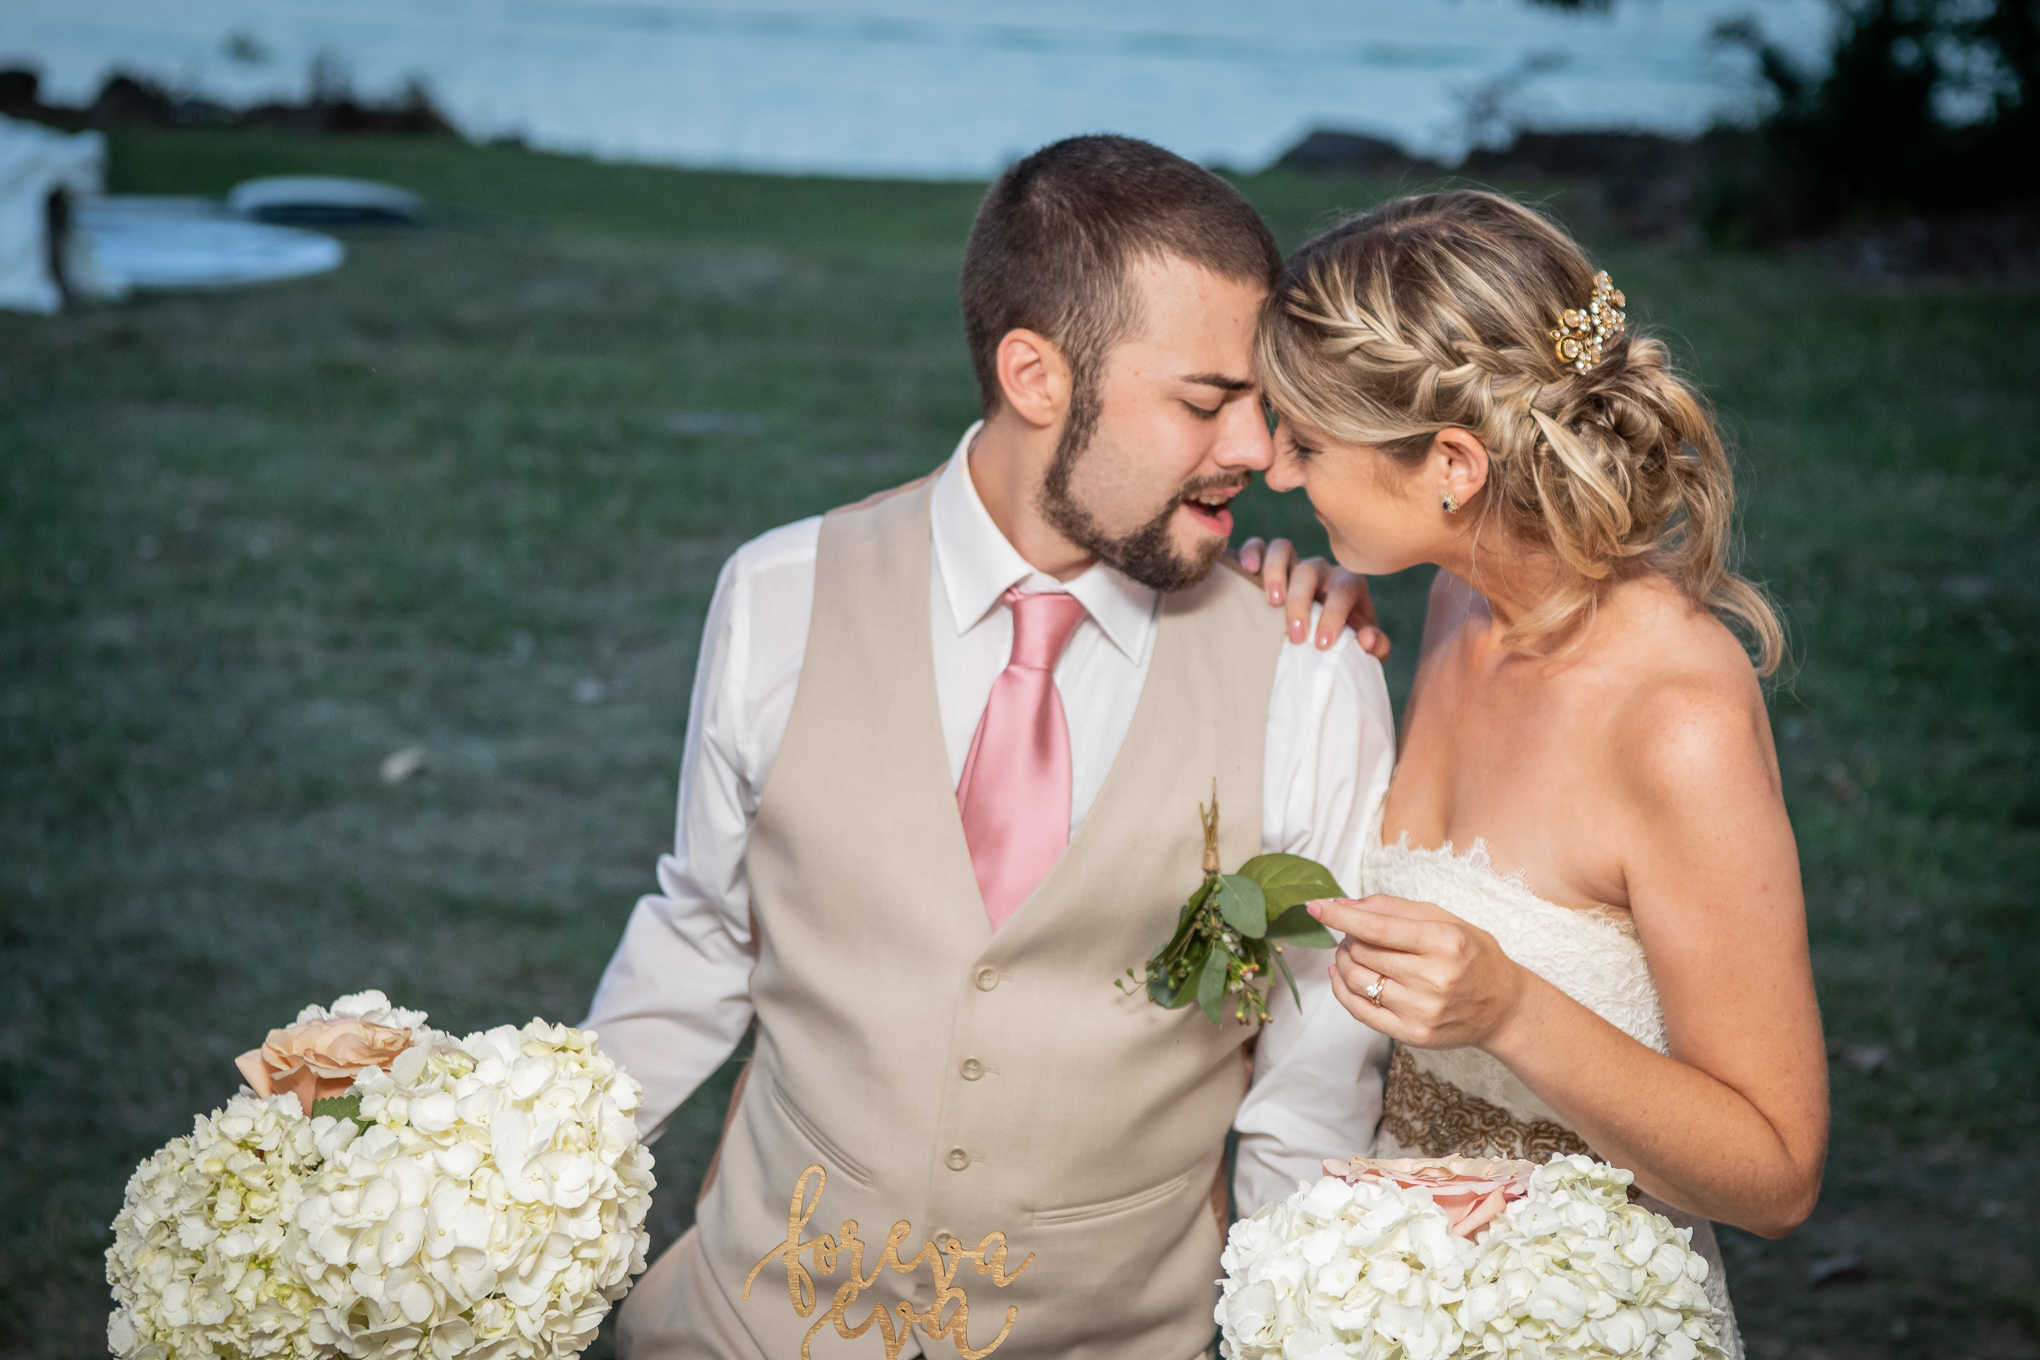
top-left (1120, 785), bottom-right (1341, 1025)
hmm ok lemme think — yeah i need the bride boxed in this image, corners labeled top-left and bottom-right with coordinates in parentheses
top-left (1245, 190), bottom-right (1827, 1353)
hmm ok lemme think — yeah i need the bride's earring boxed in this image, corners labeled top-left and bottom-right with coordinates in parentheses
top-left (1441, 491), bottom-right (1461, 514)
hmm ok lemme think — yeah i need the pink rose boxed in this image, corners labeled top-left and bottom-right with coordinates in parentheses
top-left (234, 1016), bottom-right (413, 1116)
top-left (1324, 1155), bottom-right (1535, 1239)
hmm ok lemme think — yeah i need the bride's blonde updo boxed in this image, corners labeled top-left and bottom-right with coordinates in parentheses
top-left (1257, 190), bottom-right (1782, 673)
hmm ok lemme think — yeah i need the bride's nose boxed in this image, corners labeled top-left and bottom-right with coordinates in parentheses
top-left (1264, 442), bottom-right (1306, 493)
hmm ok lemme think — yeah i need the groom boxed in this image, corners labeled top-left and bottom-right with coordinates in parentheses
top-left (588, 135), bottom-right (1394, 1360)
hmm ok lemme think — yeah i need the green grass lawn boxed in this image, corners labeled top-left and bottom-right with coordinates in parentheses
top-left (2, 129), bottom-right (2034, 1360)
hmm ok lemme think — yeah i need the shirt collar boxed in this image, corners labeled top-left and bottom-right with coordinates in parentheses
top-left (929, 422), bottom-right (1160, 666)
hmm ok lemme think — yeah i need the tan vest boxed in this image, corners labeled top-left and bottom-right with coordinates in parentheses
top-left (695, 478), bottom-right (1284, 1360)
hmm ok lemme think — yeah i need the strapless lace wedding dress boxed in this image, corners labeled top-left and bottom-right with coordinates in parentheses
top-left (1364, 832), bottom-right (1744, 1359)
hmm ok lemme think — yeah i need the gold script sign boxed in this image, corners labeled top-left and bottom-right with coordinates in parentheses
top-left (742, 1164), bottom-right (1035, 1359)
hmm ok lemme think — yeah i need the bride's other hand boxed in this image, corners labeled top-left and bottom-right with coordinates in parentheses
top-left (1311, 895), bottom-right (1536, 1049)
top-left (1233, 536), bottom-right (1389, 660)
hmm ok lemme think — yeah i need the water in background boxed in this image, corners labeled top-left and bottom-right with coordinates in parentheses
top-left (5, 0), bottom-right (1831, 179)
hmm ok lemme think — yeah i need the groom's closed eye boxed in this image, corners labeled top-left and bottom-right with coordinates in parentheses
top-left (1177, 372), bottom-right (1255, 422)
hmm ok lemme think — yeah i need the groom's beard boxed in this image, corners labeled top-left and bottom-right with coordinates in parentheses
top-left (1038, 383), bottom-right (1239, 593)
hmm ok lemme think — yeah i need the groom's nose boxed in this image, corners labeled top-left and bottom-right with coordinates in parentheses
top-left (1211, 395), bottom-right (1275, 473)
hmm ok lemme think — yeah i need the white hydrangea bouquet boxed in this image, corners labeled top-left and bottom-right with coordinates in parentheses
top-left (105, 991), bottom-right (655, 1360)
top-left (1217, 1155), bottom-right (1724, 1360)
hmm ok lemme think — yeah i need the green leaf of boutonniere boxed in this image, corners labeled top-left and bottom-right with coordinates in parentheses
top-left (1115, 783), bottom-right (1348, 1026)
top-left (1146, 964), bottom-right (1179, 1007)
top-left (1196, 942), bottom-right (1229, 1024)
top-left (1212, 874), bottom-right (1267, 939)
top-left (1238, 853), bottom-right (1343, 914)
top-left (1165, 879), bottom-right (1213, 952)
top-left (1264, 902), bottom-right (1337, 950)
top-left (1270, 944), bottom-right (1302, 1009)
top-left (1150, 936), bottom-right (1204, 1009)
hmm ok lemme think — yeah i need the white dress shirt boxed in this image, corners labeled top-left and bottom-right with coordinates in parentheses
top-left (585, 425), bottom-right (1396, 1213)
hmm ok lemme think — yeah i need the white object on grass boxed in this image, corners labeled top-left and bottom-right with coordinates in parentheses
top-left (228, 175), bottom-right (425, 225)
top-left (77, 196), bottom-right (343, 290)
top-left (0, 114), bottom-right (123, 313)
top-left (380, 746), bottom-right (429, 783)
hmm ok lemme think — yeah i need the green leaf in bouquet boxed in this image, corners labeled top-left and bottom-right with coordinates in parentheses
top-left (1237, 853), bottom-right (1344, 914)
top-left (311, 1094), bottom-right (361, 1121)
top-left (1271, 946), bottom-right (1302, 1010)
top-left (1265, 901), bottom-right (1337, 949)
top-left (1196, 943), bottom-right (1229, 1024)
top-left (1212, 873), bottom-right (1267, 938)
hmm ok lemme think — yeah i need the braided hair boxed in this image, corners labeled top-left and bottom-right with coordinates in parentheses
top-left (1257, 190), bottom-right (1782, 673)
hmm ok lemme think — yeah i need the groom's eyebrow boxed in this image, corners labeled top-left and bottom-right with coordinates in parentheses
top-left (1179, 373), bottom-right (1256, 393)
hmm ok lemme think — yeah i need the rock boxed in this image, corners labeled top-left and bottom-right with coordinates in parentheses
top-left (1269, 126), bottom-right (1707, 241)
top-left (1826, 1042), bottom-right (1890, 1074)
top-left (1459, 130), bottom-right (1699, 184)
top-left (1273, 130), bottom-right (1444, 180)
top-left (380, 747), bottom-right (428, 784)
top-left (1462, 131), bottom-right (1705, 240)
top-left (1805, 1253), bottom-right (1869, 1289)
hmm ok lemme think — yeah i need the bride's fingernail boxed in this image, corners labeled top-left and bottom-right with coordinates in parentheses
top-left (1307, 902), bottom-right (1323, 918)
top-left (1289, 620), bottom-right (1305, 642)
top-left (1270, 587), bottom-right (1284, 605)
top-left (1316, 631), bottom-right (1333, 648)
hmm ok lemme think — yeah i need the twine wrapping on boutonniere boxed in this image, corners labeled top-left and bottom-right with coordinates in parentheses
top-left (1118, 783), bottom-right (1342, 1025)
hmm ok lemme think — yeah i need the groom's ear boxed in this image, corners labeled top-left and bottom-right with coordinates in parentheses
top-left (994, 328), bottom-right (1071, 431)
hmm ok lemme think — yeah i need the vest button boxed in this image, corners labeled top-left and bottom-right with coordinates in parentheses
top-left (974, 967), bottom-right (999, 992)
top-left (945, 1146), bottom-right (971, 1171)
top-left (959, 1058), bottom-right (984, 1081)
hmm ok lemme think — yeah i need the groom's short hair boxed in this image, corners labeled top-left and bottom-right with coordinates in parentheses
top-left (960, 135), bottom-right (1279, 415)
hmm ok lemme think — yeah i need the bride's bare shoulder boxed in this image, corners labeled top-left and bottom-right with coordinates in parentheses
top-left (1602, 576), bottom-right (1780, 813)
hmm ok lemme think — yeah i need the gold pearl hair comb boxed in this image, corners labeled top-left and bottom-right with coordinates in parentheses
top-left (1550, 271), bottom-right (1626, 373)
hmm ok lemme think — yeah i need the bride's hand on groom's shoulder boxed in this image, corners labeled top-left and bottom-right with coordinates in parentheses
top-left (1231, 537), bottom-right (1389, 661)
top-left (1309, 896), bottom-right (1532, 1050)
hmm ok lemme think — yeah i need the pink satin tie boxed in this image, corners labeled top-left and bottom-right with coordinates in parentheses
top-left (956, 588), bottom-right (1090, 930)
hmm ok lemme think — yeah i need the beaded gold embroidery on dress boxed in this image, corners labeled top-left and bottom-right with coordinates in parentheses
top-left (1381, 1047), bottom-right (1592, 1161)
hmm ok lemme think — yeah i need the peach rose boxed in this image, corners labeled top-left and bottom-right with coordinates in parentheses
top-left (234, 1016), bottom-right (413, 1116)
top-left (1324, 1155), bottom-right (1535, 1239)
